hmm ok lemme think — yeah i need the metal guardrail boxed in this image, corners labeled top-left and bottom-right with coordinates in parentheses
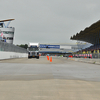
top-left (0, 41), bottom-right (27, 53)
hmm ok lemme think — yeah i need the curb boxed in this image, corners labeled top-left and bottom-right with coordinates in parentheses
top-left (68, 58), bottom-right (100, 65)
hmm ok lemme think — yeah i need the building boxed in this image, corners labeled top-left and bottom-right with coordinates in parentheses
top-left (0, 19), bottom-right (15, 44)
top-left (70, 20), bottom-right (100, 58)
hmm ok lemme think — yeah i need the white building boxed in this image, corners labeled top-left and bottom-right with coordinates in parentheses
top-left (0, 19), bottom-right (15, 44)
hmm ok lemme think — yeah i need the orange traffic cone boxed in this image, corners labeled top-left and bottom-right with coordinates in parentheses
top-left (48, 56), bottom-right (49, 60)
top-left (50, 57), bottom-right (52, 62)
top-left (47, 56), bottom-right (49, 60)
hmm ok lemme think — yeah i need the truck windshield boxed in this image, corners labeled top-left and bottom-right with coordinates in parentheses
top-left (29, 47), bottom-right (39, 51)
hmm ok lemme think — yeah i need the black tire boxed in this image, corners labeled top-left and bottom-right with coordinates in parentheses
top-left (37, 56), bottom-right (39, 59)
top-left (28, 56), bottom-right (31, 59)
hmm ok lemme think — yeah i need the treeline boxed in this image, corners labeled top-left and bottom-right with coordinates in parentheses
top-left (71, 20), bottom-right (100, 40)
top-left (17, 44), bottom-right (28, 49)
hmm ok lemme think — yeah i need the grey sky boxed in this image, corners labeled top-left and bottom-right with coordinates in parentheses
top-left (0, 0), bottom-right (100, 44)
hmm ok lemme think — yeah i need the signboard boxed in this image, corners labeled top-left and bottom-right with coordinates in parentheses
top-left (40, 44), bottom-right (60, 49)
top-left (30, 46), bottom-right (37, 48)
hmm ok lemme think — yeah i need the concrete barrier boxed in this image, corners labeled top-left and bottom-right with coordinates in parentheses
top-left (0, 51), bottom-right (28, 60)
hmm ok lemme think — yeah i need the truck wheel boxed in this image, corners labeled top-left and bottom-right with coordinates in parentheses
top-left (37, 56), bottom-right (39, 59)
top-left (28, 56), bottom-right (31, 59)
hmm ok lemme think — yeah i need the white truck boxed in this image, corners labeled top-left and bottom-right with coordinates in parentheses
top-left (27, 42), bottom-right (40, 59)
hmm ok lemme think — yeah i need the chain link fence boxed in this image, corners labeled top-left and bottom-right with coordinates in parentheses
top-left (0, 41), bottom-right (27, 53)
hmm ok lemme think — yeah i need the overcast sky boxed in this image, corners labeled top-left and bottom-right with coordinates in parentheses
top-left (0, 0), bottom-right (100, 45)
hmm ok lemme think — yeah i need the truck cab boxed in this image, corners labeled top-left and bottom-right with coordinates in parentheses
top-left (27, 43), bottom-right (39, 59)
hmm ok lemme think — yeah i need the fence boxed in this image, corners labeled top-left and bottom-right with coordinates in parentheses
top-left (0, 41), bottom-right (27, 53)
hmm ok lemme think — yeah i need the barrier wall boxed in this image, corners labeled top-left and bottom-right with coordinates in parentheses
top-left (0, 51), bottom-right (28, 60)
top-left (0, 41), bottom-right (27, 53)
top-left (73, 53), bottom-right (100, 58)
top-left (0, 39), bottom-right (28, 60)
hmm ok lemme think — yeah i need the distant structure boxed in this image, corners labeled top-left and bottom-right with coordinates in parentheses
top-left (0, 19), bottom-right (15, 44)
